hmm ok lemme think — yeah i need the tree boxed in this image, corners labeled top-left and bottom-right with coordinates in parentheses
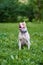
top-left (0, 0), bottom-right (19, 22)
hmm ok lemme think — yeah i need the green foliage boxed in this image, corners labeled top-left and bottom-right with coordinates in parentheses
top-left (0, 0), bottom-right (19, 22)
top-left (0, 0), bottom-right (43, 22)
top-left (17, 16), bottom-right (29, 22)
top-left (0, 22), bottom-right (43, 65)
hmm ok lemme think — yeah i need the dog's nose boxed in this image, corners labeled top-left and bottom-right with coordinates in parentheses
top-left (19, 25), bottom-right (21, 28)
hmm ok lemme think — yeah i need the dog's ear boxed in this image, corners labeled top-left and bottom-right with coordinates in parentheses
top-left (23, 21), bottom-right (26, 26)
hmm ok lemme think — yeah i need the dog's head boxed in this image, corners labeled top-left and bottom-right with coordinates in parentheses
top-left (19, 22), bottom-right (27, 32)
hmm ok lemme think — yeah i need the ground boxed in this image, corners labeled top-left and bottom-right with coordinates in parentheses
top-left (0, 22), bottom-right (43, 65)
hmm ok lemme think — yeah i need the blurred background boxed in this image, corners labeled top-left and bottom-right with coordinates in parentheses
top-left (0, 0), bottom-right (43, 22)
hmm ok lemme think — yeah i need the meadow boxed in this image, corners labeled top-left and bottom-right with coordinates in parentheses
top-left (0, 22), bottom-right (43, 65)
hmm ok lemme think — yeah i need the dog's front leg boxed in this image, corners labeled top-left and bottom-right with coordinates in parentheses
top-left (19, 40), bottom-right (21, 50)
top-left (28, 40), bottom-right (30, 50)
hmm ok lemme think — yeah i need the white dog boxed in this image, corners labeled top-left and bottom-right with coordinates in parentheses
top-left (18, 22), bottom-right (31, 50)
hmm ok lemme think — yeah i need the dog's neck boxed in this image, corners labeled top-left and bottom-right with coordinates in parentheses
top-left (20, 28), bottom-right (27, 34)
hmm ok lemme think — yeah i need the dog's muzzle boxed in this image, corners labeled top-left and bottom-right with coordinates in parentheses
top-left (19, 24), bottom-right (27, 33)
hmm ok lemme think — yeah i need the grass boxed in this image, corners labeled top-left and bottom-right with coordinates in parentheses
top-left (0, 22), bottom-right (43, 65)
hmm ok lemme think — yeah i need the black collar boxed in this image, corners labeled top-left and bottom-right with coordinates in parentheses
top-left (21, 30), bottom-right (27, 33)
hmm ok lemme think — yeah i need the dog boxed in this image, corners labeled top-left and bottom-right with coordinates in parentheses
top-left (18, 22), bottom-right (31, 50)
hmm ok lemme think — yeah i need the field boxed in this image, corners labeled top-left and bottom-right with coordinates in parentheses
top-left (0, 22), bottom-right (43, 65)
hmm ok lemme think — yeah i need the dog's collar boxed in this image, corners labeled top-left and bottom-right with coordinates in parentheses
top-left (21, 30), bottom-right (27, 33)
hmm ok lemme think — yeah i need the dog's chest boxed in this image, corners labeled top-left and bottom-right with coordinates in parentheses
top-left (19, 33), bottom-right (26, 39)
top-left (19, 33), bottom-right (28, 45)
top-left (19, 32), bottom-right (29, 40)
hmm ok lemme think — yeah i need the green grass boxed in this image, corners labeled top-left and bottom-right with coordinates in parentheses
top-left (0, 22), bottom-right (43, 65)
